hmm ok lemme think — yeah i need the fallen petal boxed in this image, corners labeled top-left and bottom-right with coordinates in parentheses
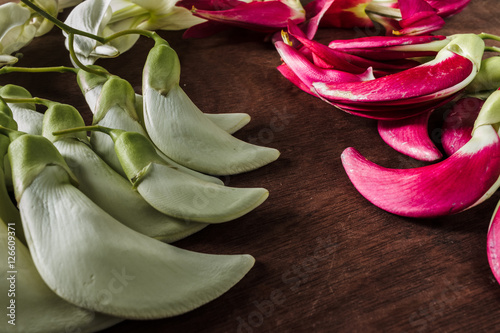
top-left (313, 49), bottom-right (475, 103)
top-left (425, 0), bottom-right (471, 18)
top-left (190, 0), bottom-right (305, 33)
top-left (341, 124), bottom-right (500, 218)
top-left (378, 110), bottom-right (442, 161)
top-left (442, 97), bottom-right (483, 155)
top-left (487, 199), bottom-right (500, 284)
top-left (275, 40), bottom-right (373, 90)
top-left (304, 0), bottom-right (373, 29)
top-left (394, 0), bottom-right (445, 36)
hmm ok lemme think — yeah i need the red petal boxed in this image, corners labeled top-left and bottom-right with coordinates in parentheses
top-left (442, 97), bottom-right (483, 155)
top-left (191, 1), bottom-right (305, 32)
top-left (378, 110), bottom-right (442, 161)
top-left (342, 125), bottom-right (500, 218)
top-left (313, 51), bottom-right (473, 103)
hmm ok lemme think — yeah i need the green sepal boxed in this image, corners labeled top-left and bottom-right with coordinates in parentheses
top-left (42, 103), bottom-right (88, 143)
top-left (143, 39), bottom-right (181, 95)
top-left (0, 134), bottom-right (10, 167)
top-left (76, 65), bottom-right (111, 95)
top-left (93, 76), bottom-right (140, 124)
top-left (0, 84), bottom-right (35, 110)
top-left (445, 34), bottom-right (485, 69)
top-left (8, 134), bottom-right (79, 202)
top-left (0, 112), bottom-right (17, 131)
top-left (473, 89), bottom-right (500, 134)
top-left (466, 57), bottom-right (500, 93)
top-left (0, 97), bottom-right (14, 118)
top-left (112, 130), bottom-right (165, 184)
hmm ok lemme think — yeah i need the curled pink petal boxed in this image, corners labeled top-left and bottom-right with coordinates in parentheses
top-left (342, 124), bottom-right (500, 218)
top-left (378, 110), bottom-right (442, 161)
top-left (328, 35), bottom-right (448, 60)
top-left (275, 41), bottom-right (373, 90)
top-left (189, 1), bottom-right (305, 33)
top-left (277, 63), bottom-right (312, 95)
top-left (313, 51), bottom-right (474, 103)
top-left (300, 0), bottom-right (336, 39)
top-left (425, 0), bottom-right (471, 18)
top-left (328, 35), bottom-right (447, 49)
top-left (293, 34), bottom-right (419, 75)
top-left (442, 97), bottom-right (483, 155)
top-left (394, 0), bottom-right (445, 36)
top-left (487, 200), bottom-right (500, 284)
top-left (304, 0), bottom-right (373, 28)
top-left (328, 94), bottom-right (456, 120)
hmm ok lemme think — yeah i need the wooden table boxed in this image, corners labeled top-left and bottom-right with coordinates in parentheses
top-left (2, 1), bottom-right (500, 332)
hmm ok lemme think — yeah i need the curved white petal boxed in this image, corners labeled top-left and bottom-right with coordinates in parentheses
top-left (136, 162), bottom-right (269, 223)
top-left (144, 85), bottom-right (280, 175)
top-left (53, 139), bottom-right (208, 241)
top-left (91, 104), bottom-right (223, 184)
top-left (64, 0), bottom-right (113, 65)
top-left (0, 220), bottom-right (122, 333)
top-left (19, 165), bottom-right (254, 319)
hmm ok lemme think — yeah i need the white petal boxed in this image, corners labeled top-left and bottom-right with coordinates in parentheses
top-left (144, 85), bottom-right (280, 175)
top-left (19, 165), bottom-right (254, 319)
top-left (53, 139), bottom-right (207, 241)
top-left (0, 220), bottom-right (122, 333)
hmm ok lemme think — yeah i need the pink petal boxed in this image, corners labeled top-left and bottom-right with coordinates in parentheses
top-left (424, 0), bottom-right (471, 18)
top-left (294, 34), bottom-right (419, 74)
top-left (275, 41), bottom-right (372, 90)
top-left (276, 63), bottom-right (313, 95)
top-left (300, 0), bottom-right (336, 39)
top-left (442, 97), bottom-right (483, 155)
top-left (304, 0), bottom-right (373, 28)
top-left (378, 110), bottom-right (442, 161)
top-left (487, 200), bottom-right (500, 284)
top-left (341, 124), bottom-right (500, 218)
top-left (190, 1), bottom-right (305, 33)
top-left (327, 35), bottom-right (447, 60)
top-left (328, 35), bottom-right (447, 49)
top-left (327, 94), bottom-right (456, 120)
top-left (313, 51), bottom-right (473, 103)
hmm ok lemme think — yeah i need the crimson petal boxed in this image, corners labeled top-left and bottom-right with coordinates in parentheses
top-left (342, 124), bottom-right (500, 218)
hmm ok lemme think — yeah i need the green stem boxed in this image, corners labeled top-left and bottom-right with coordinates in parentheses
top-left (485, 46), bottom-right (500, 53)
top-left (103, 29), bottom-right (162, 45)
top-left (53, 125), bottom-right (111, 137)
top-left (479, 33), bottom-right (500, 42)
top-left (2, 97), bottom-right (53, 107)
top-left (68, 33), bottom-right (108, 77)
top-left (0, 66), bottom-right (78, 75)
top-left (19, 0), bottom-right (106, 43)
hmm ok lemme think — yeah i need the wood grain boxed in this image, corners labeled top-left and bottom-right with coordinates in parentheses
top-left (2, 1), bottom-right (500, 332)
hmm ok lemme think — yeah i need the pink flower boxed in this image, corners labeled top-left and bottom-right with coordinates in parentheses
top-left (304, 0), bottom-right (467, 36)
top-left (177, 0), bottom-right (305, 38)
top-left (312, 34), bottom-right (484, 120)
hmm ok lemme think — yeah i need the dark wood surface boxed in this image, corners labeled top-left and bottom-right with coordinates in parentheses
top-left (2, 1), bottom-right (500, 332)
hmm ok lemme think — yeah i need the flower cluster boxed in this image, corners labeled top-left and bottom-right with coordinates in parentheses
top-left (270, 0), bottom-right (500, 286)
